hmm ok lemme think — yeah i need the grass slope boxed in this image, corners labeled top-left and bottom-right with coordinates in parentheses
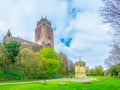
top-left (0, 76), bottom-right (120, 90)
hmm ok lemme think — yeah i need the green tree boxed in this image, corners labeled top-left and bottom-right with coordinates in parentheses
top-left (3, 40), bottom-right (21, 63)
top-left (87, 65), bottom-right (104, 76)
top-left (0, 46), bottom-right (11, 74)
top-left (18, 48), bottom-right (39, 79)
top-left (109, 64), bottom-right (120, 77)
top-left (38, 47), bottom-right (61, 78)
top-left (0, 42), bottom-right (23, 80)
top-left (95, 65), bottom-right (104, 76)
top-left (88, 68), bottom-right (95, 76)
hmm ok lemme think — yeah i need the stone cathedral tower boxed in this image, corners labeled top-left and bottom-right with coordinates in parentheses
top-left (35, 17), bottom-right (54, 47)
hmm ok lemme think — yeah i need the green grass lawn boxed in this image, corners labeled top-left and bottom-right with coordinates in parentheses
top-left (0, 76), bottom-right (120, 90)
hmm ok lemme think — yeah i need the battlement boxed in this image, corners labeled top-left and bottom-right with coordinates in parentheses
top-left (37, 17), bottom-right (51, 27)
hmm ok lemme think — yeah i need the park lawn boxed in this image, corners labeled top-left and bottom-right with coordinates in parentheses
top-left (89, 76), bottom-right (106, 80)
top-left (0, 76), bottom-right (120, 90)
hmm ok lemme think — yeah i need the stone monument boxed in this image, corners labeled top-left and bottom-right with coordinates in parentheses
top-left (75, 57), bottom-right (86, 79)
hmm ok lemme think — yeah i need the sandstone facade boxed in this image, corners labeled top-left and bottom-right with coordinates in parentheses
top-left (75, 61), bottom-right (86, 79)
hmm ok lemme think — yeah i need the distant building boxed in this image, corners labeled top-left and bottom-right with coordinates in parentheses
top-left (3, 17), bottom-right (69, 71)
top-left (35, 17), bottom-right (54, 47)
top-left (75, 59), bottom-right (86, 79)
top-left (3, 17), bottom-right (54, 51)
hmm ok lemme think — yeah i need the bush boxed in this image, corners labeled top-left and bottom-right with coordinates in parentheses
top-left (0, 71), bottom-right (25, 80)
top-left (109, 64), bottom-right (120, 77)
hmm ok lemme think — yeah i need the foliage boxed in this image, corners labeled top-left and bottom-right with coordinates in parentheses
top-left (0, 41), bottom-right (24, 80)
top-left (38, 47), bottom-right (61, 78)
top-left (0, 43), bottom-right (61, 80)
top-left (0, 71), bottom-right (25, 80)
top-left (87, 65), bottom-right (104, 76)
top-left (18, 48), bottom-right (42, 79)
top-left (17, 47), bottom-right (61, 79)
top-left (108, 64), bottom-right (120, 77)
top-left (3, 41), bottom-right (21, 63)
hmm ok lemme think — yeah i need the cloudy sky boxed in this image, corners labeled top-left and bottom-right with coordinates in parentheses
top-left (0, 0), bottom-right (112, 69)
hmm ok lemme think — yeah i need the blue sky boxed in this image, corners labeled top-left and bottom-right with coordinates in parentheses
top-left (0, 0), bottom-right (112, 69)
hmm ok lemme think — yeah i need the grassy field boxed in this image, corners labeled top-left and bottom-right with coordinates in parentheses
top-left (0, 76), bottom-right (120, 90)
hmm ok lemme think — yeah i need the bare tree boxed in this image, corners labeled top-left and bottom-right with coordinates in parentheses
top-left (101, 0), bottom-right (120, 67)
top-left (68, 59), bottom-right (74, 73)
top-left (101, 0), bottom-right (120, 33)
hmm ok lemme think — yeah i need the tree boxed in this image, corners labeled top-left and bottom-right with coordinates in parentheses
top-left (38, 47), bottom-right (61, 78)
top-left (87, 65), bottom-right (104, 76)
top-left (108, 64), bottom-right (120, 77)
top-left (87, 68), bottom-right (95, 76)
top-left (101, 0), bottom-right (120, 32)
top-left (86, 66), bottom-right (89, 76)
top-left (68, 60), bottom-right (74, 74)
top-left (59, 51), bottom-right (68, 75)
top-left (101, 0), bottom-right (120, 68)
top-left (18, 48), bottom-right (41, 79)
top-left (95, 65), bottom-right (104, 76)
top-left (0, 41), bottom-right (22, 80)
top-left (3, 40), bottom-right (21, 63)
top-left (105, 43), bottom-right (120, 68)
top-left (0, 46), bottom-right (10, 74)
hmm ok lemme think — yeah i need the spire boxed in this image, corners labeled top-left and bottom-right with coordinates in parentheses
top-left (6, 29), bottom-right (12, 37)
top-left (8, 29), bottom-right (10, 33)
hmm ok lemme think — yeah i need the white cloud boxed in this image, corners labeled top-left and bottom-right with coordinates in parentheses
top-left (0, 0), bottom-right (112, 69)
top-left (0, 20), bottom-right (8, 33)
top-left (55, 0), bottom-right (112, 69)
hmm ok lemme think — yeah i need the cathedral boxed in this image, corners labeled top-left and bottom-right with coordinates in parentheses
top-left (3, 17), bottom-right (54, 51)
top-left (3, 17), bottom-right (69, 72)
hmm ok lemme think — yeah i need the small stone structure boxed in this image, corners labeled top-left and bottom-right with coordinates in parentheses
top-left (75, 61), bottom-right (86, 79)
